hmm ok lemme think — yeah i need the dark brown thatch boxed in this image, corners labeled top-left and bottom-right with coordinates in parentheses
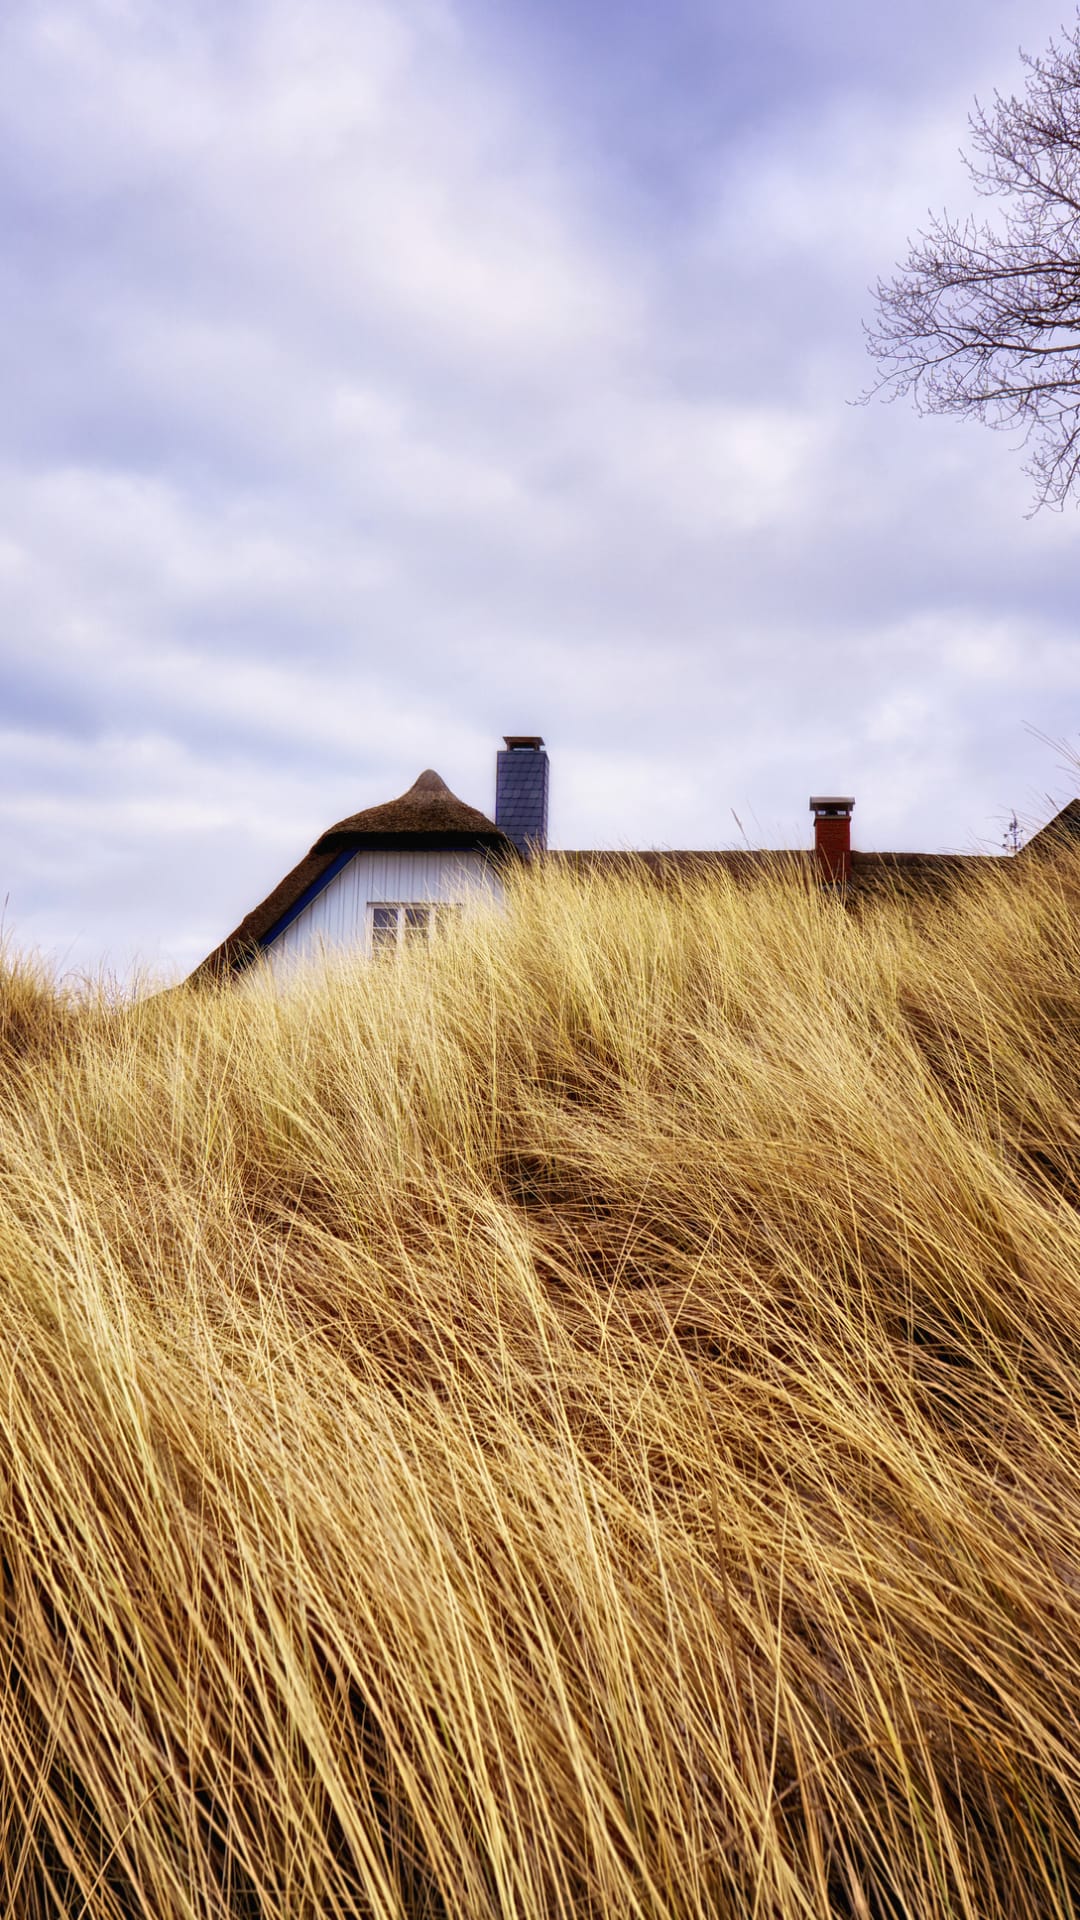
top-left (1023, 798), bottom-right (1080, 857)
top-left (311, 769), bottom-right (512, 854)
top-left (548, 850), bottom-right (798, 881)
top-left (549, 849), bottom-right (985, 896)
top-left (849, 851), bottom-right (986, 897)
top-left (192, 770), bottom-right (514, 980)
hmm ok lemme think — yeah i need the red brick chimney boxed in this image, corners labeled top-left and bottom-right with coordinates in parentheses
top-left (810, 796), bottom-right (854, 885)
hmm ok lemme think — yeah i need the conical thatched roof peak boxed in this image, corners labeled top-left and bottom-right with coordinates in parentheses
top-left (312, 768), bottom-right (508, 852)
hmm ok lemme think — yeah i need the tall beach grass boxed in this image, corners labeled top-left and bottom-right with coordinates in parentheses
top-left (2, 853), bottom-right (1080, 1916)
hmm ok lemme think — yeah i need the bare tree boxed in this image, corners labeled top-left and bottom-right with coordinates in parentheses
top-left (866, 20), bottom-right (1080, 509)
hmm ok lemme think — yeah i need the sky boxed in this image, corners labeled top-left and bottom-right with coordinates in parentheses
top-left (2, 0), bottom-right (1080, 980)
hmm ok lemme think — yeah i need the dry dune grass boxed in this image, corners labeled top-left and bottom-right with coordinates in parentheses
top-left (2, 854), bottom-right (1080, 1916)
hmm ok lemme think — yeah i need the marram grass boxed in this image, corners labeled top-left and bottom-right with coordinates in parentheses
top-left (2, 856), bottom-right (1080, 1917)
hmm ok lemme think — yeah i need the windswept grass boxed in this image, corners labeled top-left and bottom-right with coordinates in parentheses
top-left (2, 855), bottom-right (1080, 1916)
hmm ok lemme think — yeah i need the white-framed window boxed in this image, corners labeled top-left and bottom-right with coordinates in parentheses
top-left (368, 902), bottom-right (461, 952)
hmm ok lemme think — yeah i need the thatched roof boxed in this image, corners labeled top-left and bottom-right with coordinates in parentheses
top-left (1023, 798), bottom-right (1080, 856)
top-left (192, 770), bottom-right (513, 979)
top-left (311, 768), bottom-right (511, 854)
top-left (549, 849), bottom-right (984, 895)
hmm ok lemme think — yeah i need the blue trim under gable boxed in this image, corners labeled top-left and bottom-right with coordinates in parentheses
top-left (260, 848), bottom-right (357, 948)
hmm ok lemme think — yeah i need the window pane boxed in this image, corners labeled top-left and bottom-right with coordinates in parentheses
top-left (403, 905), bottom-right (430, 942)
top-left (371, 905), bottom-right (398, 950)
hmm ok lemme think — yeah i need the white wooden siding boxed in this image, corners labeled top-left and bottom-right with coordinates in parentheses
top-left (263, 849), bottom-right (504, 972)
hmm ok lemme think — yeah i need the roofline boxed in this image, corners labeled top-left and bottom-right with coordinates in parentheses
top-left (260, 846), bottom-right (357, 946)
top-left (192, 802), bottom-right (1066, 985)
top-left (546, 849), bottom-right (985, 865)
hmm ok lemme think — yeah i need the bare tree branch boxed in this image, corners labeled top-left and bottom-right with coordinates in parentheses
top-left (865, 18), bottom-right (1080, 508)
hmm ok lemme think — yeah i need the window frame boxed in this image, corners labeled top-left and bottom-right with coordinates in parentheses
top-left (367, 902), bottom-right (461, 953)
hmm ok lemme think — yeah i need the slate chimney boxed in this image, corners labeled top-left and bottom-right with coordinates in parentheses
top-left (496, 736), bottom-right (549, 857)
top-left (810, 796), bottom-right (854, 885)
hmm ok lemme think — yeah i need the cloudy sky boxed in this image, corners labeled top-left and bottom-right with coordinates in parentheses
top-left (3, 0), bottom-right (1079, 979)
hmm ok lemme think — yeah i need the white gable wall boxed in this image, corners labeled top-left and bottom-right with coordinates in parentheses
top-left (262, 849), bottom-right (504, 973)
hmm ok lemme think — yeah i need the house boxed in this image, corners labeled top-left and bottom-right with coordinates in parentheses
top-left (191, 738), bottom-right (1080, 980)
top-left (194, 760), bottom-right (522, 979)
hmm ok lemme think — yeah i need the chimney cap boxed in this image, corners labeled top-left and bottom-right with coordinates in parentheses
top-left (503, 735), bottom-right (545, 750)
top-left (809, 796), bottom-right (854, 815)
